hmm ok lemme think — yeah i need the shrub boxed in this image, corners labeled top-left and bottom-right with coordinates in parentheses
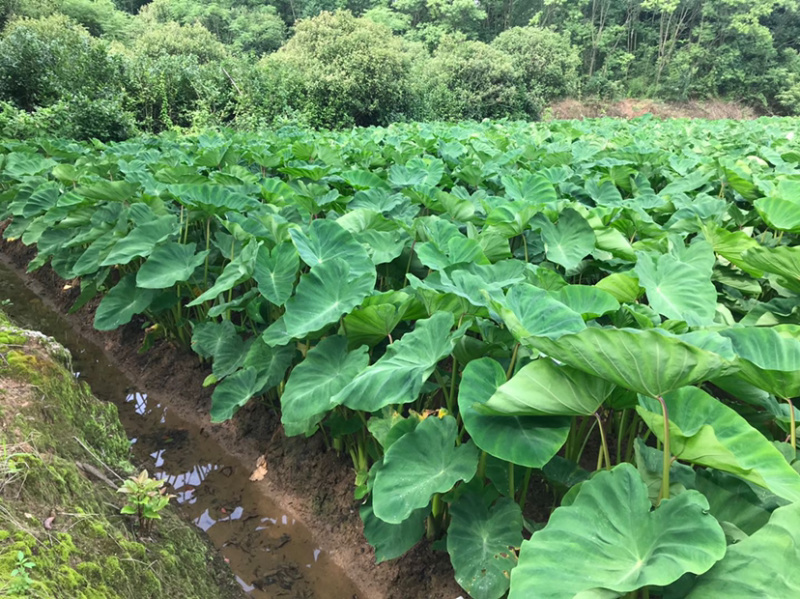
top-left (258, 10), bottom-right (414, 128)
top-left (413, 36), bottom-right (524, 121)
top-left (132, 21), bottom-right (228, 64)
top-left (492, 26), bottom-right (580, 116)
top-left (0, 14), bottom-right (125, 111)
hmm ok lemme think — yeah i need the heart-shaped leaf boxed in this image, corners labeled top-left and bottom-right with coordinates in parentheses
top-left (493, 284), bottom-right (585, 342)
top-left (687, 502), bottom-right (800, 598)
top-left (253, 242), bottom-right (299, 306)
top-left (509, 463), bottom-right (726, 599)
top-left (553, 285), bottom-right (620, 319)
top-left (637, 386), bottom-right (800, 503)
top-left (289, 219), bottom-right (374, 281)
top-left (100, 215), bottom-right (178, 266)
top-left (487, 358), bottom-right (617, 416)
top-left (334, 312), bottom-right (461, 412)
top-left (94, 274), bottom-right (157, 331)
top-left (530, 328), bottom-right (735, 397)
top-left (459, 358), bottom-right (570, 468)
top-left (372, 415), bottom-right (479, 524)
top-left (448, 494), bottom-right (523, 599)
top-left (281, 336), bottom-right (369, 436)
top-left (635, 250), bottom-right (717, 326)
top-left (532, 209), bottom-right (595, 271)
top-left (210, 367), bottom-right (260, 422)
top-left (720, 326), bottom-right (800, 398)
top-left (136, 242), bottom-right (208, 289)
top-left (275, 258), bottom-right (375, 342)
top-left (360, 500), bottom-right (427, 564)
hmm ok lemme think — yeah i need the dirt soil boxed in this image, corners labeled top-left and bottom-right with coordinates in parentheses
top-left (0, 240), bottom-right (465, 599)
top-left (548, 98), bottom-right (759, 120)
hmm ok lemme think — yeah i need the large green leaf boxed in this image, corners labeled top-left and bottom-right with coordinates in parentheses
top-left (100, 215), bottom-right (178, 266)
top-left (210, 367), bottom-right (260, 422)
top-left (334, 312), bottom-right (460, 412)
top-left (694, 469), bottom-right (772, 536)
top-left (553, 285), bottom-right (620, 319)
top-left (509, 464), bottom-right (726, 599)
top-left (635, 250), bottom-right (717, 326)
top-left (740, 245), bottom-right (800, 292)
top-left (448, 494), bottom-right (523, 599)
top-left (136, 242), bottom-right (208, 289)
top-left (289, 219), bottom-right (374, 280)
top-left (372, 415), bottom-right (479, 524)
top-left (459, 358), bottom-right (570, 468)
top-left (501, 172), bottom-right (557, 204)
top-left (187, 240), bottom-right (260, 306)
top-left (280, 336), bottom-right (369, 436)
top-left (342, 292), bottom-right (410, 348)
top-left (415, 217), bottom-right (489, 271)
top-left (486, 358), bottom-right (617, 416)
top-left (754, 180), bottom-right (800, 233)
top-left (687, 502), bottom-right (800, 598)
top-left (169, 184), bottom-right (260, 214)
top-left (409, 260), bottom-right (527, 309)
top-left (242, 338), bottom-right (295, 393)
top-left (191, 320), bottom-right (236, 359)
top-left (253, 242), bottom-right (298, 306)
top-left (2, 152), bottom-right (55, 179)
top-left (637, 386), bottom-right (800, 503)
top-left (529, 328), bottom-right (735, 397)
top-left (360, 500), bottom-right (427, 564)
top-left (720, 326), bottom-right (800, 398)
top-left (532, 209), bottom-right (595, 271)
top-left (94, 275), bottom-right (157, 331)
top-left (274, 258), bottom-right (375, 342)
top-left (595, 272), bottom-right (642, 303)
top-left (493, 283), bottom-right (585, 343)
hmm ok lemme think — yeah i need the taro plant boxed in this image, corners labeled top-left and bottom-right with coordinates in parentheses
top-left (2, 117), bottom-right (800, 598)
top-left (117, 469), bottom-right (174, 535)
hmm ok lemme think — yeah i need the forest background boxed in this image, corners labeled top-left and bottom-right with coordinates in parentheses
top-left (1, 0), bottom-right (799, 140)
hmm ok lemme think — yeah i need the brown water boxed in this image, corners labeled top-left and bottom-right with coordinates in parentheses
top-left (0, 260), bottom-right (361, 599)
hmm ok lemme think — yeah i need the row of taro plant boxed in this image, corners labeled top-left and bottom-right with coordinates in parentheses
top-left (2, 118), bottom-right (800, 598)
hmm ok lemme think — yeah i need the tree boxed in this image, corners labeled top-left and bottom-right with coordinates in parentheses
top-left (258, 10), bottom-right (414, 127)
top-left (414, 36), bottom-right (524, 121)
top-left (492, 26), bottom-right (581, 115)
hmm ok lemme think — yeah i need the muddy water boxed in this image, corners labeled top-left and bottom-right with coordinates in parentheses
top-left (0, 261), bottom-right (361, 599)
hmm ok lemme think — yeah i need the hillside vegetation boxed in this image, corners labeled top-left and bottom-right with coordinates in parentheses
top-left (1, 0), bottom-right (799, 139)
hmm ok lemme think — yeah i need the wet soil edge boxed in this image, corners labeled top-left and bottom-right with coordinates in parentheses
top-left (0, 240), bottom-right (464, 599)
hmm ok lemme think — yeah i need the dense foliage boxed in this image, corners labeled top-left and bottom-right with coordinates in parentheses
top-left (2, 117), bottom-right (800, 598)
top-left (1, 0), bottom-right (800, 138)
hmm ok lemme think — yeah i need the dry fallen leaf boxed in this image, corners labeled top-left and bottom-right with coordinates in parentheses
top-left (249, 455), bottom-right (268, 481)
top-left (44, 515), bottom-right (56, 530)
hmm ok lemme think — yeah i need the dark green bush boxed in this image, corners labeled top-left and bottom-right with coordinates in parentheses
top-left (258, 10), bottom-right (414, 128)
top-left (492, 26), bottom-right (580, 117)
top-left (0, 14), bottom-right (125, 111)
top-left (414, 36), bottom-right (524, 121)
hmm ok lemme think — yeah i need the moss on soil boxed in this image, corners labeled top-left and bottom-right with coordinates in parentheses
top-left (0, 313), bottom-right (244, 599)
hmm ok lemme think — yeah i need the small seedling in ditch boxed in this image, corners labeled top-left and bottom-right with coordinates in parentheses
top-left (7, 551), bottom-right (35, 595)
top-left (117, 470), bottom-right (174, 535)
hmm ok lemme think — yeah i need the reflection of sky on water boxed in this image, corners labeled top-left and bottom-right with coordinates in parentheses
top-left (153, 461), bottom-right (219, 506)
top-left (125, 392), bottom-right (167, 422)
top-left (194, 505), bottom-right (245, 531)
top-left (235, 576), bottom-right (255, 593)
top-left (126, 392), bottom-right (148, 415)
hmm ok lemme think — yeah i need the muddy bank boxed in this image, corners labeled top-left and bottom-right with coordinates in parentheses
top-left (0, 241), bottom-right (464, 599)
top-left (0, 311), bottom-right (245, 598)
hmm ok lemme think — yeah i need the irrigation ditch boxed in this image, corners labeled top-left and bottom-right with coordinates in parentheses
top-left (0, 243), bottom-right (462, 599)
